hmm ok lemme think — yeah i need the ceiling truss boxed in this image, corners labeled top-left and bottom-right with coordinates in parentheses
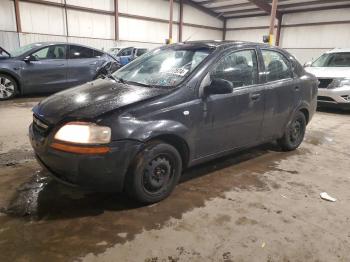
top-left (190, 0), bottom-right (350, 19)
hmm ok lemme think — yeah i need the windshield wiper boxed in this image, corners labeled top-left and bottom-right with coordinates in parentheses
top-left (123, 80), bottom-right (157, 88)
top-left (107, 74), bottom-right (125, 84)
top-left (106, 76), bottom-right (157, 88)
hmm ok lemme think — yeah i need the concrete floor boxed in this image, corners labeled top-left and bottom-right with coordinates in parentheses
top-left (0, 97), bottom-right (350, 262)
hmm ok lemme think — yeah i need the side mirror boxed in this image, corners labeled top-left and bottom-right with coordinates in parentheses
top-left (23, 55), bottom-right (38, 63)
top-left (304, 61), bottom-right (312, 67)
top-left (203, 78), bottom-right (233, 97)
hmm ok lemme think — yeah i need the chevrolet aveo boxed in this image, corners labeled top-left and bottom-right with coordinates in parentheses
top-left (30, 41), bottom-right (318, 203)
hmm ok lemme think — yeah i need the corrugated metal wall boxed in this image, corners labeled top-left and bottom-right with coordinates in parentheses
top-left (0, 0), bottom-right (223, 51)
top-left (280, 9), bottom-right (350, 63)
top-left (226, 16), bottom-right (272, 43)
top-left (225, 8), bottom-right (350, 64)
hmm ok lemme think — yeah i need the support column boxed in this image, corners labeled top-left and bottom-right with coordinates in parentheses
top-left (114, 0), bottom-right (119, 41)
top-left (168, 0), bottom-right (174, 44)
top-left (276, 14), bottom-right (283, 46)
top-left (64, 0), bottom-right (69, 37)
top-left (179, 0), bottom-right (183, 42)
top-left (268, 0), bottom-right (278, 45)
top-left (14, 0), bottom-right (21, 33)
top-left (223, 19), bottom-right (227, 41)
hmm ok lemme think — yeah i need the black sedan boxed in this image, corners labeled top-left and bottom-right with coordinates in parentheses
top-left (29, 41), bottom-right (318, 203)
top-left (0, 42), bottom-right (120, 100)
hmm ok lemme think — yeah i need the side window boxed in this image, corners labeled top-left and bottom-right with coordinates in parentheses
top-left (119, 48), bottom-right (133, 56)
top-left (93, 50), bottom-right (104, 58)
top-left (69, 45), bottom-right (94, 59)
top-left (210, 49), bottom-right (258, 88)
top-left (31, 45), bottom-right (66, 60)
top-left (262, 50), bottom-right (292, 82)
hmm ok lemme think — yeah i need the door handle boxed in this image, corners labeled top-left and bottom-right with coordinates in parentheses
top-left (295, 86), bottom-right (300, 91)
top-left (250, 93), bottom-right (261, 101)
top-left (57, 64), bottom-right (65, 67)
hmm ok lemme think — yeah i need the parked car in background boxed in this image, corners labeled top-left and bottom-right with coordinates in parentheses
top-left (107, 47), bottom-right (121, 57)
top-left (29, 41), bottom-right (317, 203)
top-left (0, 42), bottom-right (120, 100)
top-left (305, 49), bottom-right (350, 109)
top-left (112, 47), bottom-right (149, 66)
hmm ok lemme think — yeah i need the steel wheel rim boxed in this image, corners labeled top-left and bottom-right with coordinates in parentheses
top-left (289, 118), bottom-right (303, 144)
top-left (0, 76), bottom-right (15, 99)
top-left (142, 154), bottom-right (175, 195)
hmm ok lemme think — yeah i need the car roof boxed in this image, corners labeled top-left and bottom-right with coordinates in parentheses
top-left (180, 40), bottom-right (270, 49)
top-left (29, 42), bottom-right (105, 52)
top-left (327, 48), bottom-right (350, 53)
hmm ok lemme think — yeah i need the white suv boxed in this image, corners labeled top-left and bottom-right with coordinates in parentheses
top-left (305, 49), bottom-right (350, 110)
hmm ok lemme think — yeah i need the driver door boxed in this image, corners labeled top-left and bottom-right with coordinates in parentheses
top-left (195, 49), bottom-right (265, 159)
top-left (21, 44), bottom-right (68, 93)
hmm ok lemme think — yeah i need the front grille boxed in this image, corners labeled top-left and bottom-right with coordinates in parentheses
top-left (318, 96), bottom-right (335, 102)
top-left (318, 78), bottom-right (333, 88)
top-left (33, 114), bottom-right (50, 135)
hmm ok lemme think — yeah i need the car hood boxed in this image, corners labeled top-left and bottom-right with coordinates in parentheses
top-left (305, 67), bottom-right (350, 78)
top-left (33, 78), bottom-right (172, 124)
top-left (0, 56), bottom-right (14, 61)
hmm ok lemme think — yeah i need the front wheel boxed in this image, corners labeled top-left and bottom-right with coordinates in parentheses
top-left (277, 111), bottom-right (306, 151)
top-left (0, 74), bottom-right (17, 100)
top-left (126, 141), bottom-right (182, 204)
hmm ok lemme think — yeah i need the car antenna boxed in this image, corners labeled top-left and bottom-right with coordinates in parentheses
top-left (183, 12), bottom-right (224, 42)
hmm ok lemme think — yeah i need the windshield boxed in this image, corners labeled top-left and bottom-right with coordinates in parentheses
top-left (113, 47), bottom-right (213, 87)
top-left (108, 47), bottom-right (120, 54)
top-left (10, 43), bottom-right (45, 57)
top-left (136, 49), bottom-right (148, 56)
top-left (312, 52), bottom-right (350, 67)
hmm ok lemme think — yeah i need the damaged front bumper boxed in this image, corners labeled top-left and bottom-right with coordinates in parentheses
top-left (29, 124), bottom-right (143, 192)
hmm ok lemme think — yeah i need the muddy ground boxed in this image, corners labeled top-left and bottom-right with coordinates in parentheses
top-left (0, 97), bottom-right (349, 262)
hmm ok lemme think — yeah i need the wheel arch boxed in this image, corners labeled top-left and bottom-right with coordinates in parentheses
top-left (145, 134), bottom-right (190, 169)
top-left (299, 107), bottom-right (309, 124)
top-left (0, 70), bottom-right (22, 94)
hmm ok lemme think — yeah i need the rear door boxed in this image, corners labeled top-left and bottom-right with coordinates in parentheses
top-left (21, 44), bottom-right (68, 93)
top-left (259, 48), bottom-right (298, 140)
top-left (195, 49), bottom-right (265, 158)
top-left (66, 45), bottom-right (104, 87)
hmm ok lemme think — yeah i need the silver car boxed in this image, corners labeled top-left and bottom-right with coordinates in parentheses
top-left (305, 49), bottom-right (350, 110)
top-left (0, 42), bottom-right (119, 100)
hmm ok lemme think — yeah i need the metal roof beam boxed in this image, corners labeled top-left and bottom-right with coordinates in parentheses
top-left (182, 0), bottom-right (225, 20)
top-left (247, 0), bottom-right (282, 19)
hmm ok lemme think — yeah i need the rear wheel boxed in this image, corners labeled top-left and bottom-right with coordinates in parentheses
top-left (126, 141), bottom-right (182, 203)
top-left (0, 74), bottom-right (17, 100)
top-left (277, 111), bottom-right (306, 151)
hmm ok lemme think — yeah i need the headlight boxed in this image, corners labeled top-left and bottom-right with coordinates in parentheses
top-left (328, 78), bottom-right (350, 89)
top-left (54, 122), bottom-right (111, 144)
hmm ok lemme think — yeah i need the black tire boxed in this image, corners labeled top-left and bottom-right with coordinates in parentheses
top-left (0, 74), bottom-right (18, 100)
top-left (126, 141), bottom-right (182, 204)
top-left (277, 111), bottom-right (306, 151)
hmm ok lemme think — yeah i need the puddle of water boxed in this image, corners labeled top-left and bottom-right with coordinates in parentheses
top-left (2, 171), bottom-right (49, 218)
top-left (305, 130), bottom-right (334, 146)
top-left (0, 142), bottom-right (310, 262)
